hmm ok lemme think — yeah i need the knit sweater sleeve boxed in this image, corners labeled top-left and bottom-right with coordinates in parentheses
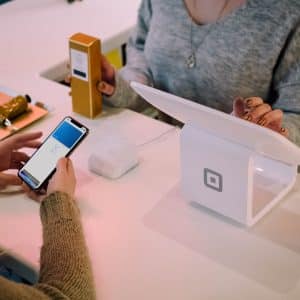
top-left (103, 0), bottom-right (154, 112)
top-left (0, 192), bottom-right (96, 300)
top-left (272, 22), bottom-right (300, 145)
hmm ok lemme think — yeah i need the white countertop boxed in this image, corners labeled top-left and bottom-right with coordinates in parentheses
top-left (1, 1), bottom-right (300, 299)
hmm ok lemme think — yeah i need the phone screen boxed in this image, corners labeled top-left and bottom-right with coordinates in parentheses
top-left (19, 117), bottom-right (88, 190)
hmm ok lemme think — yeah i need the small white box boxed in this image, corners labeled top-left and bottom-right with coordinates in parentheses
top-left (88, 134), bottom-right (139, 179)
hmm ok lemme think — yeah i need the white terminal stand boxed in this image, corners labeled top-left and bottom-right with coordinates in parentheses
top-left (131, 82), bottom-right (300, 226)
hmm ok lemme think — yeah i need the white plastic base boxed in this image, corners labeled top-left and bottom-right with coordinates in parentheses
top-left (180, 123), bottom-right (297, 227)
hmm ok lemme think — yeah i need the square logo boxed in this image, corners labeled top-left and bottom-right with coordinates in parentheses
top-left (204, 168), bottom-right (223, 192)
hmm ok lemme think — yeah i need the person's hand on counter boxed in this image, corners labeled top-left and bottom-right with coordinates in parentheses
top-left (233, 96), bottom-right (288, 137)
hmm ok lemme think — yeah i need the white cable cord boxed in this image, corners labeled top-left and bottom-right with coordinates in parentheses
top-left (136, 126), bottom-right (179, 148)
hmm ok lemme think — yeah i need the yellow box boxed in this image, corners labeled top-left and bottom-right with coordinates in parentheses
top-left (69, 33), bottom-right (102, 118)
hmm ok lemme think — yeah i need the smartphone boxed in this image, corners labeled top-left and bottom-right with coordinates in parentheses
top-left (18, 116), bottom-right (89, 190)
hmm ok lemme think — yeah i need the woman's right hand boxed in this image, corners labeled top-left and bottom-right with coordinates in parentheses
top-left (233, 96), bottom-right (288, 137)
top-left (66, 54), bottom-right (116, 96)
top-left (96, 54), bottom-right (116, 96)
top-left (47, 157), bottom-right (76, 198)
top-left (23, 157), bottom-right (76, 202)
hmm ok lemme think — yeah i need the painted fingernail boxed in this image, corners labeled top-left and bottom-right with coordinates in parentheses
top-left (98, 81), bottom-right (106, 90)
top-left (246, 99), bottom-right (253, 106)
top-left (243, 113), bottom-right (252, 121)
top-left (258, 119), bottom-right (267, 126)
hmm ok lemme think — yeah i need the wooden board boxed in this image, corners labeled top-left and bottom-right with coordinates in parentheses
top-left (0, 91), bottom-right (48, 140)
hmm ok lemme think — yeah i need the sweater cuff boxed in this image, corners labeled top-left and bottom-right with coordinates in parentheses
top-left (40, 192), bottom-right (79, 226)
top-left (103, 72), bottom-right (130, 108)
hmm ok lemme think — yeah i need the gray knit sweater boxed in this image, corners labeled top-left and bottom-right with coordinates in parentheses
top-left (105, 0), bottom-right (300, 145)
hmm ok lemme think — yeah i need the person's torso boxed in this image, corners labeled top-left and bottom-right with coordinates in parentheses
top-left (144, 0), bottom-right (299, 112)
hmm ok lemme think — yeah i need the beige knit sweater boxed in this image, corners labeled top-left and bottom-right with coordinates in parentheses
top-left (0, 192), bottom-right (96, 300)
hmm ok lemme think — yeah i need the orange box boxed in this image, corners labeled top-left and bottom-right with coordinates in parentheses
top-left (69, 33), bottom-right (102, 118)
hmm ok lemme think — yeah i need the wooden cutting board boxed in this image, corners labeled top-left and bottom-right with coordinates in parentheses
top-left (0, 91), bottom-right (48, 140)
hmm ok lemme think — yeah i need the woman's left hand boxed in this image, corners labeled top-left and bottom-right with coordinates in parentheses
top-left (0, 131), bottom-right (42, 172)
top-left (0, 172), bottom-right (22, 190)
top-left (233, 97), bottom-right (288, 137)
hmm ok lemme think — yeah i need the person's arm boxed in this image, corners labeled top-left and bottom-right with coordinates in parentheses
top-left (38, 191), bottom-right (95, 299)
top-left (272, 23), bottom-right (300, 145)
top-left (0, 193), bottom-right (95, 300)
top-left (0, 159), bottom-right (96, 300)
top-left (103, 0), bottom-right (154, 112)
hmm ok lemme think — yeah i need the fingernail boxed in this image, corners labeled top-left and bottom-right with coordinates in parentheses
top-left (258, 119), bottom-right (266, 126)
top-left (246, 99), bottom-right (253, 106)
top-left (243, 113), bottom-right (252, 121)
top-left (98, 81), bottom-right (106, 90)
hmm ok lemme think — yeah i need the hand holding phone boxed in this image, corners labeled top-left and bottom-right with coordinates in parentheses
top-left (18, 117), bottom-right (88, 190)
top-left (47, 157), bottom-right (76, 198)
top-left (23, 157), bottom-right (77, 202)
